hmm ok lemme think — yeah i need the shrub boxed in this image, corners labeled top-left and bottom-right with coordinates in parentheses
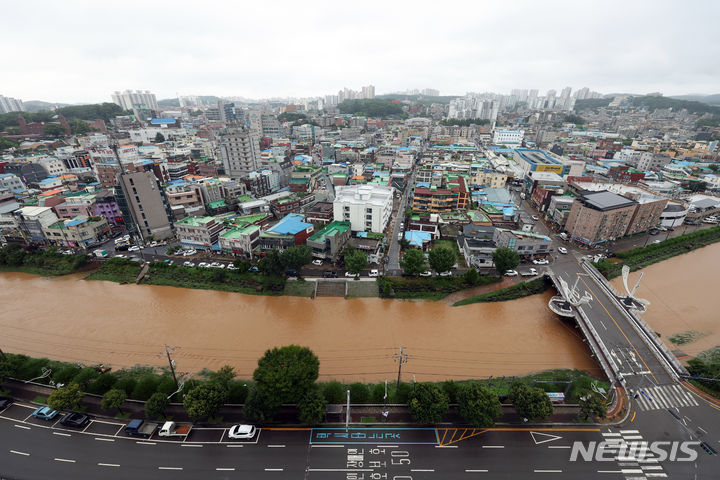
top-left (393, 383), bottom-right (413, 403)
top-left (114, 378), bottom-right (137, 396)
top-left (72, 367), bottom-right (100, 390)
top-left (349, 383), bottom-right (369, 403)
top-left (131, 375), bottom-right (161, 401)
top-left (408, 383), bottom-right (449, 424)
top-left (228, 381), bottom-right (249, 404)
top-left (371, 383), bottom-right (386, 403)
top-left (146, 392), bottom-right (170, 419)
top-left (322, 381), bottom-right (345, 404)
top-left (441, 380), bottom-right (459, 403)
top-left (86, 373), bottom-right (118, 395)
top-left (53, 366), bottom-right (82, 386)
top-left (298, 385), bottom-right (326, 424)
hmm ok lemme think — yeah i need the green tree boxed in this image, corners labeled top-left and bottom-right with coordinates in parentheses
top-left (86, 373), bottom-right (118, 395)
top-left (371, 383), bottom-right (386, 403)
top-left (322, 381), bottom-right (345, 403)
top-left (146, 392), bottom-right (170, 419)
top-left (492, 247), bottom-right (520, 274)
top-left (47, 383), bottom-right (84, 411)
top-left (688, 180), bottom-right (708, 193)
top-left (349, 382), bottom-right (369, 403)
top-left (0, 137), bottom-right (19, 150)
top-left (53, 365), bottom-right (82, 386)
top-left (508, 383), bottom-right (553, 421)
top-left (578, 390), bottom-right (606, 420)
top-left (464, 268), bottom-right (481, 286)
top-left (253, 345), bottom-right (319, 413)
top-left (280, 245), bottom-right (312, 272)
top-left (428, 246), bottom-right (456, 273)
top-left (72, 367), bottom-right (99, 390)
top-left (43, 123), bottom-right (66, 137)
top-left (345, 250), bottom-right (368, 275)
top-left (233, 259), bottom-right (251, 272)
top-left (298, 385), bottom-right (326, 424)
top-left (408, 383), bottom-right (449, 424)
top-left (131, 375), bottom-right (160, 401)
top-left (228, 381), bottom-right (249, 403)
top-left (154, 132), bottom-right (166, 143)
top-left (243, 386), bottom-right (274, 423)
top-left (101, 388), bottom-right (127, 414)
top-left (258, 250), bottom-right (283, 275)
top-left (209, 365), bottom-right (236, 389)
top-left (456, 383), bottom-right (502, 427)
top-left (183, 383), bottom-right (228, 421)
top-left (400, 248), bottom-right (427, 276)
top-left (69, 119), bottom-right (92, 135)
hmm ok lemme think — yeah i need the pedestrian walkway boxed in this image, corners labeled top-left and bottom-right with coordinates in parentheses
top-left (633, 384), bottom-right (698, 411)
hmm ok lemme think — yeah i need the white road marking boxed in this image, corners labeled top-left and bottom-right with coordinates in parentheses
top-left (53, 432), bottom-right (71, 437)
top-left (95, 437), bottom-right (115, 442)
top-left (600, 320), bottom-right (607, 330)
top-left (376, 445), bottom-right (399, 448)
top-left (465, 469), bottom-right (488, 472)
top-left (598, 471), bottom-right (622, 474)
top-left (308, 469), bottom-right (373, 472)
top-left (548, 446), bottom-right (571, 449)
top-left (698, 426), bottom-right (708, 434)
top-left (312, 444), bottom-right (344, 448)
top-left (621, 469), bottom-right (644, 474)
top-left (137, 441), bottom-right (156, 445)
top-left (14, 424), bottom-right (31, 430)
top-left (534, 470), bottom-right (562, 473)
top-left (411, 469), bottom-right (435, 472)
top-left (436, 445), bottom-right (458, 448)
top-left (10, 450), bottom-right (30, 456)
top-left (268, 444), bottom-right (286, 448)
top-left (226, 444), bottom-right (244, 448)
top-left (180, 444), bottom-right (202, 447)
top-left (482, 445), bottom-right (504, 448)
top-left (54, 458), bottom-right (76, 463)
top-left (158, 467), bottom-right (183, 470)
top-left (216, 468), bottom-right (236, 471)
top-left (98, 463), bottom-right (120, 467)
top-left (264, 468), bottom-right (284, 471)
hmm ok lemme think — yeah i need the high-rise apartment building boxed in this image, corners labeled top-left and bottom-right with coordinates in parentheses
top-left (0, 95), bottom-right (24, 114)
top-left (361, 85), bottom-right (375, 99)
top-left (111, 90), bottom-right (158, 111)
top-left (117, 170), bottom-right (173, 240)
top-left (219, 126), bottom-right (261, 178)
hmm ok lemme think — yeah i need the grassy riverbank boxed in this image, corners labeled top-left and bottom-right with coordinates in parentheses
top-left (453, 277), bottom-right (550, 306)
top-left (377, 274), bottom-right (501, 300)
top-left (0, 244), bottom-right (88, 276)
top-left (0, 351), bottom-right (606, 405)
top-left (594, 226), bottom-right (720, 279)
top-left (86, 258), bottom-right (285, 295)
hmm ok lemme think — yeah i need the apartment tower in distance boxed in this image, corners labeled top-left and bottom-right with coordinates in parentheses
top-left (111, 90), bottom-right (159, 111)
top-left (219, 125), bottom-right (261, 179)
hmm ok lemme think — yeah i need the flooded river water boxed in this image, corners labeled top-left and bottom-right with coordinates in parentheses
top-left (0, 272), bottom-right (599, 381)
top-left (611, 241), bottom-right (720, 359)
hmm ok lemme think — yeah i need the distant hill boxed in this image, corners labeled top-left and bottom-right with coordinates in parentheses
top-left (22, 100), bottom-right (72, 112)
top-left (158, 98), bottom-right (180, 107)
top-left (631, 95), bottom-right (720, 115)
top-left (574, 98), bottom-right (611, 111)
top-left (376, 94), bottom-right (458, 105)
top-left (670, 94), bottom-right (720, 106)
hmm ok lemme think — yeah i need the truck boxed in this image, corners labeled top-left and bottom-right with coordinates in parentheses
top-left (159, 421), bottom-right (192, 437)
top-left (93, 249), bottom-right (108, 258)
top-left (125, 419), bottom-right (159, 438)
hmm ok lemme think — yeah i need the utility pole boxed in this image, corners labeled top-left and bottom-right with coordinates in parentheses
top-left (0, 347), bottom-right (6, 361)
top-left (394, 346), bottom-right (408, 389)
top-left (164, 345), bottom-right (179, 389)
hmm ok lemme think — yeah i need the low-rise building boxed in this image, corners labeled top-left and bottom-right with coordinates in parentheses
top-left (259, 213), bottom-right (314, 250)
top-left (175, 216), bottom-right (225, 250)
top-left (306, 221), bottom-right (351, 261)
top-left (218, 224), bottom-right (260, 257)
top-left (564, 191), bottom-right (637, 245)
top-left (0, 173), bottom-right (26, 194)
top-left (493, 228), bottom-right (553, 258)
top-left (334, 184), bottom-right (393, 233)
top-left (42, 215), bottom-right (110, 248)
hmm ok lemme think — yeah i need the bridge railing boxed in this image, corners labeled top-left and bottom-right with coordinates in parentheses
top-left (580, 260), bottom-right (689, 379)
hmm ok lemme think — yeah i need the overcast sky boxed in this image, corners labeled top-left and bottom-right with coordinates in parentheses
top-left (3, 0), bottom-right (719, 104)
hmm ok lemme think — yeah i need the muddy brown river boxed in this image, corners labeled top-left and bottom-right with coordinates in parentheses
top-left (0, 272), bottom-right (599, 381)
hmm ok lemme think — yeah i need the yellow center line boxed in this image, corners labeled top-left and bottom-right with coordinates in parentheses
top-left (579, 277), bottom-right (659, 384)
top-left (630, 412), bottom-right (636, 422)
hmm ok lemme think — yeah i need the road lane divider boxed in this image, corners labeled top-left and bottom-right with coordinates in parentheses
top-left (53, 432), bottom-right (71, 437)
top-left (95, 437), bottom-right (115, 442)
top-left (14, 424), bottom-right (30, 430)
top-left (10, 450), bottom-right (30, 456)
top-left (158, 467), bottom-right (183, 470)
top-left (137, 441), bottom-right (156, 445)
top-left (54, 458), bottom-right (76, 463)
top-left (216, 468), bottom-right (235, 471)
top-left (98, 463), bottom-right (120, 467)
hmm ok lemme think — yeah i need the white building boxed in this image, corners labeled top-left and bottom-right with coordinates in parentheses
top-left (0, 173), bottom-right (26, 193)
top-left (111, 90), bottom-right (158, 111)
top-left (493, 129), bottom-right (525, 146)
top-left (33, 156), bottom-right (67, 177)
top-left (219, 126), bottom-right (261, 179)
top-left (0, 95), bottom-right (24, 114)
top-left (333, 185), bottom-right (393, 233)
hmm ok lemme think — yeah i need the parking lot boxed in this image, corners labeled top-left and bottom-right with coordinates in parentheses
top-left (0, 401), bottom-right (261, 445)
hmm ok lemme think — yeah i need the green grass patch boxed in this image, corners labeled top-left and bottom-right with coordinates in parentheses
top-left (0, 244), bottom-right (88, 276)
top-left (360, 416), bottom-right (377, 423)
top-left (116, 412), bottom-right (131, 419)
top-left (669, 330), bottom-right (707, 346)
top-left (432, 240), bottom-right (466, 267)
top-left (378, 275), bottom-right (501, 300)
top-left (594, 226), bottom-right (720, 279)
top-left (454, 277), bottom-right (549, 306)
top-left (33, 396), bottom-right (47, 404)
top-left (283, 279), bottom-right (316, 297)
top-left (346, 280), bottom-right (379, 298)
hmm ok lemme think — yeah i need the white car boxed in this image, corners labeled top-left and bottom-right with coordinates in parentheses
top-left (183, 261), bottom-right (195, 267)
top-left (312, 259), bottom-right (323, 266)
top-left (419, 271), bottom-right (432, 277)
top-left (521, 268), bottom-right (538, 276)
top-left (128, 245), bottom-right (140, 252)
top-left (439, 271), bottom-right (452, 276)
top-left (113, 254), bottom-right (127, 259)
top-left (149, 241), bottom-right (158, 247)
top-left (531, 215), bottom-right (539, 221)
top-left (228, 424), bottom-right (256, 439)
top-left (369, 269), bottom-right (379, 277)
top-left (198, 262), bottom-right (209, 268)
top-left (532, 259), bottom-right (549, 265)
top-left (504, 270), bottom-right (518, 277)
top-left (345, 271), bottom-right (359, 278)
top-left (558, 247), bottom-right (568, 254)
top-left (226, 264), bottom-right (237, 270)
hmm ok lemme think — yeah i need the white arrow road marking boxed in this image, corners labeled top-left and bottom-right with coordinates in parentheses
top-left (530, 431), bottom-right (563, 445)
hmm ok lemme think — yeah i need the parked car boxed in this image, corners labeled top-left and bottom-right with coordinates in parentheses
top-left (128, 245), bottom-right (141, 252)
top-left (0, 396), bottom-right (13, 409)
top-left (439, 271), bottom-right (452, 276)
top-left (369, 269), bottom-right (379, 277)
top-left (286, 269), bottom-right (299, 277)
top-left (531, 215), bottom-right (539, 221)
top-left (649, 229), bottom-right (659, 235)
top-left (60, 412), bottom-right (91, 428)
top-left (521, 268), bottom-right (538, 276)
top-left (125, 419), bottom-right (158, 438)
top-left (323, 270), bottom-right (338, 278)
top-left (198, 262), bottom-right (209, 267)
top-left (183, 261), bottom-right (193, 267)
top-left (312, 259), bottom-right (323, 266)
top-left (159, 421), bottom-right (192, 437)
top-left (345, 271), bottom-right (358, 278)
top-left (226, 264), bottom-right (237, 270)
top-left (113, 254), bottom-right (128, 259)
top-left (248, 266), bottom-right (259, 273)
top-left (228, 424), bottom-right (256, 439)
top-left (32, 406), bottom-right (59, 421)
top-left (532, 258), bottom-right (549, 265)
top-left (419, 271), bottom-right (432, 277)
top-left (558, 247), bottom-right (568, 254)
top-left (504, 270), bottom-right (518, 277)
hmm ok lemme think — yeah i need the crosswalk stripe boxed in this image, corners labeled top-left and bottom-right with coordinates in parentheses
top-left (678, 386), bottom-right (698, 406)
top-left (655, 387), bottom-right (673, 408)
top-left (666, 386), bottom-right (685, 406)
top-left (652, 387), bottom-right (670, 408)
top-left (635, 394), bottom-right (650, 410)
top-left (671, 385), bottom-right (690, 407)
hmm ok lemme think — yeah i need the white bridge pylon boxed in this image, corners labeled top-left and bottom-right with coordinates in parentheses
top-left (621, 265), bottom-right (650, 307)
top-left (557, 275), bottom-right (593, 306)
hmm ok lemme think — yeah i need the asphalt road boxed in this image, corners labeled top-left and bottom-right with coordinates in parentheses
top-left (8, 400), bottom-right (706, 480)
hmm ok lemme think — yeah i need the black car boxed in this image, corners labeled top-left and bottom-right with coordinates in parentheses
top-left (60, 412), bottom-right (91, 428)
top-left (323, 270), bottom-right (338, 278)
top-left (0, 396), bottom-right (13, 409)
top-left (285, 269), bottom-right (298, 277)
